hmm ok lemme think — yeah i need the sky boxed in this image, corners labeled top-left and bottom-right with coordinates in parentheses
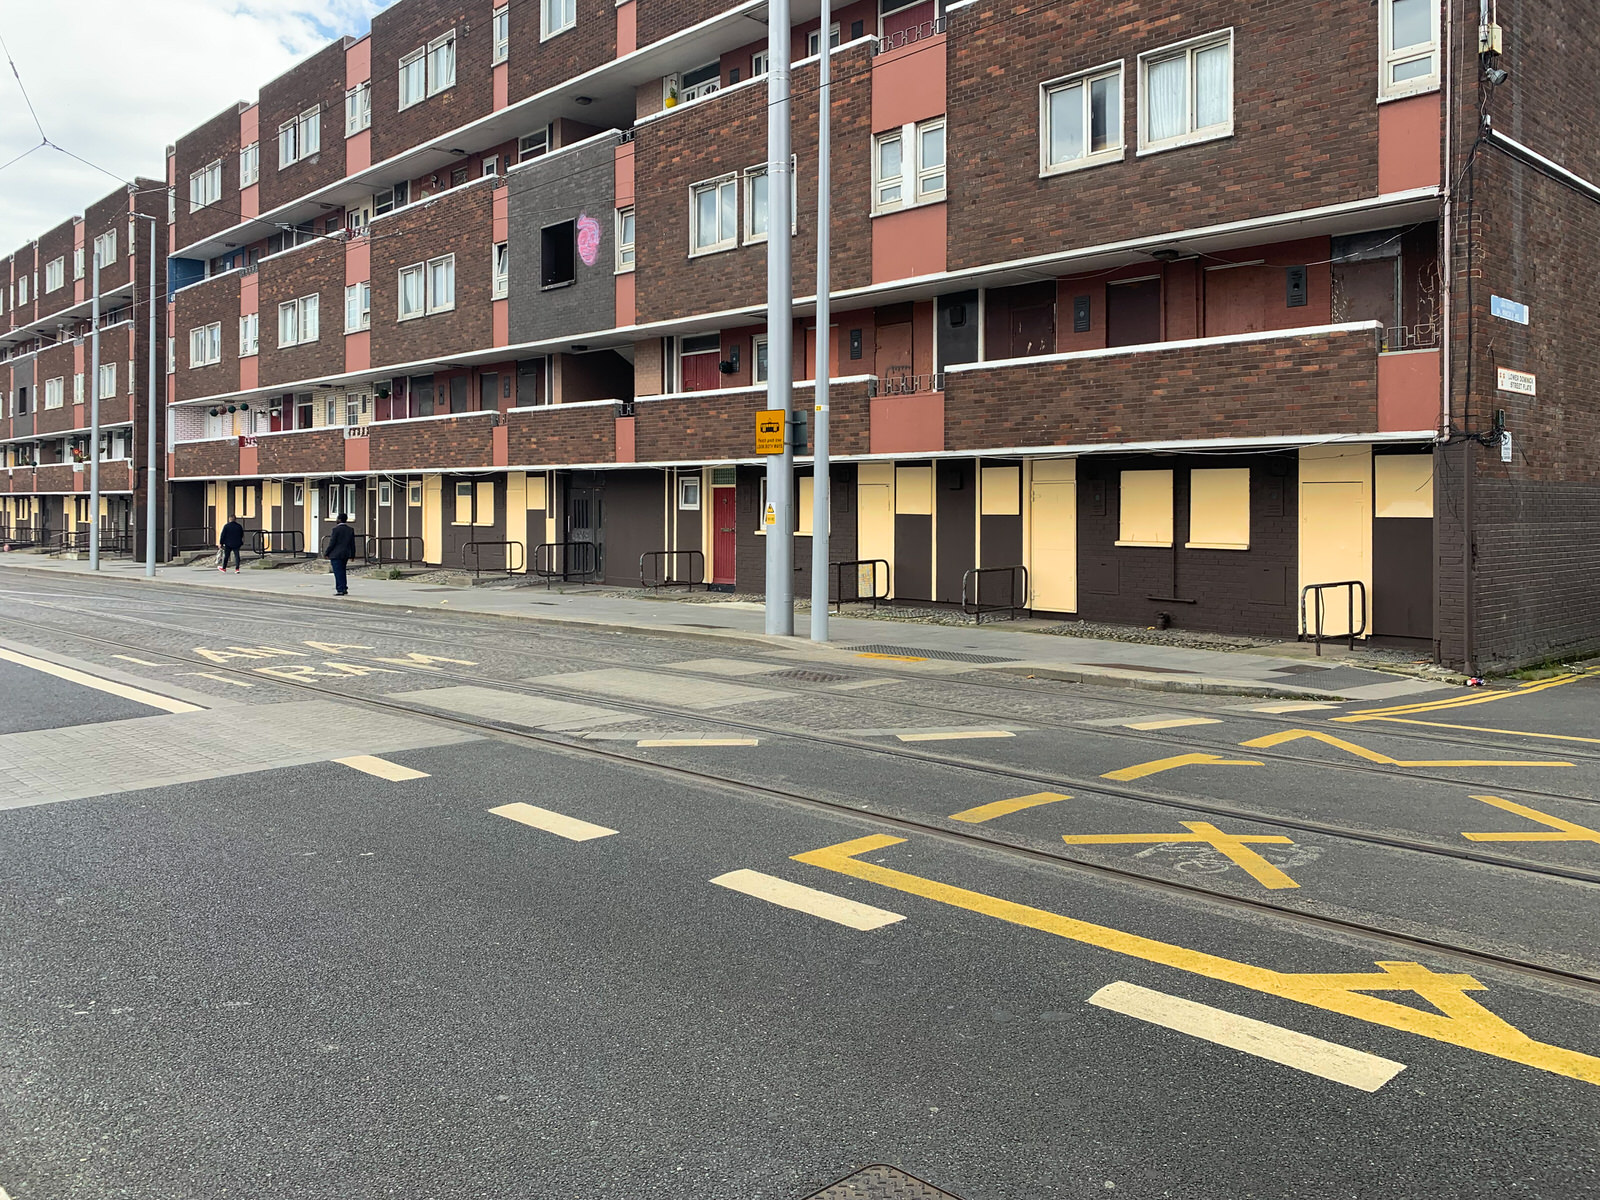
top-left (0, 0), bottom-right (394, 253)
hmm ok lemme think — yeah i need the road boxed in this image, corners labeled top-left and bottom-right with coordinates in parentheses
top-left (1, 572), bottom-right (1598, 1199)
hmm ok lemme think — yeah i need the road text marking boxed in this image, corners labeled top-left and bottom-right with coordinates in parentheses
top-left (0, 645), bottom-right (204, 714)
top-left (1088, 981), bottom-right (1406, 1092)
top-left (1102, 752), bottom-right (1263, 781)
top-left (897, 729), bottom-right (1015, 742)
top-left (1461, 794), bottom-right (1600, 844)
top-left (490, 802), bottom-right (617, 842)
top-left (637, 737), bottom-right (760, 747)
top-left (1061, 821), bottom-right (1301, 889)
top-left (335, 755), bottom-right (430, 781)
top-left (949, 791), bottom-right (1071, 824)
top-left (711, 869), bottom-right (905, 931)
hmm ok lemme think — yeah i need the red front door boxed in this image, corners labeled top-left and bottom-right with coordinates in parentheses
top-left (682, 351), bottom-right (722, 393)
top-left (712, 487), bottom-right (737, 585)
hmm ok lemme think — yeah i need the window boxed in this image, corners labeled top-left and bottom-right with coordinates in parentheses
top-left (492, 243), bottom-right (509, 298)
top-left (15, 275), bottom-right (25, 306)
top-left (97, 362), bottom-right (117, 400)
top-left (345, 397), bottom-right (361, 427)
top-left (93, 230), bottom-right (115, 268)
top-left (493, 5), bottom-right (510, 63)
top-left (806, 22), bottom-right (840, 57)
top-left (345, 282), bottom-right (371, 331)
top-left (744, 158), bottom-right (797, 241)
top-left (189, 159), bottom-right (222, 212)
top-left (240, 313), bottom-right (259, 357)
top-left (518, 127), bottom-right (549, 161)
top-left (1381, 0), bottom-right (1439, 97)
top-left (294, 483), bottom-right (305, 505)
top-left (1042, 64), bottom-right (1123, 173)
top-left (44, 257), bottom-right (63, 292)
top-left (409, 482), bottom-right (422, 506)
top-left (690, 175), bottom-right (738, 254)
top-left (753, 334), bottom-right (769, 382)
top-left (189, 323), bottom-right (222, 367)
top-left (873, 118), bottom-right (945, 212)
top-left (280, 106), bottom-right (321, 166)
top-left (678, 475), bottom-right (701, 510)
top-left (400, 49), bottom-right (426, 109)
top-left (615, 207), bottom-right (635, 270)
top-left (1139, 31), bottom-right (1232, 152)
top-left (427, 255), bottom-right (455, 312)
top-left (277, 294), bottom-right (320, 347)
top-left (427, 31), bottom-right (456, 95)
top-left (453, 481), bottom-right (473, 524)
top-left (345, 82), bottom-right (372, 136)
top-left (752, 50), bottom-right (769, 76)
top-left (482, 155), bottom-right (500, 178)
top-left (1117, 469), bottom-right (1174, 547)
top-left (74, 373), bottom-right (84, 403)
top-left (73, 247), bottom-right (84, 280)
top-left (542, 0), bottom-right (576, 39)
top-left (540, 223), bottom-right (575, 288)
top-left (680, 62), bottom-right (720, 102)
top-left (240, 143), bottom-right (259, 187)
top-left (344, 483), bottom-right (358, 515)
top-left (398, 264), bottom-right (425, 318)
top-left (44, 377), bottom-right (64, 409)
top-left (379, 480), bottom-right (393, 507)
top-left (1187, 468), bottom-right (1250, 550)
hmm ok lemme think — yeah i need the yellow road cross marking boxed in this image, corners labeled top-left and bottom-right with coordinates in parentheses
top-left (1101, 752), bottom-right (1264, 782)
top-left (949, 791), bottom-right (1071, 824)
top-left (1339, 674), bottom-right (1581, 720)
top-left (1061, 821), bottom-right (1300, 889)
top-left (1329, 716), bottom-right (1600, 746)
top-left (1461, 794), bottom-right (1600, 844)
top-left (335, 755), bottom-right (429, 781)
top-left (856, 652), bottom-right (927, 662)
top-left (791, 835), bottom-right (1600, 1086)
top-left (1240, 728), bottom-right (1572, 768)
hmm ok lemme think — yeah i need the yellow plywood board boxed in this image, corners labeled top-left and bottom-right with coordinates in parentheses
top-left (1030, 466), bottom-right (1077, 613)
top-left (1187, 468), bottom-right (1251, 549)
top-left (1375, 454), bottom-right (1434, 518)
top-left (1117, 469), bottom-right (1173, 547)
top-left (980, 466), bottom-right (1021, 515)
top-left (895, 466), bottom-right (933, 515)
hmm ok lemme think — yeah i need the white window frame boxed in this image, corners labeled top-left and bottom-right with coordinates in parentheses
top-left (189, 322), bottom-right (222, 368)
top-left (492, 5), bottom-right (510, 63)
top-left (398, 264), bottom-right (425, 320)
top-left (427, 31), bottom-right (456, 95)
top-left (542, 0), bottom-right (577, 40)
top-left (753, 334), bottom-right (769, 383)
top-left (399, 48), bottom-right (427, 110)
top-left (97, 362), bottom-right (117, 400)
top-left (15, 275), bottom-right (25, 306)
top-left (492, 243), bottom-right (509, 298)
top-left (277, 294), bottom-right (320, 347)
top-left (1041, 62), bottom-right (1124, 176)
top-left (615, 206), bottom-right (635, 271)
top-left (426, 254), bottom-right (455, 313)
top-left (1136, 30), bottom-right (1234, 155)
top-left (345, 82), bottom-right (372, 136)
top-left (240, 312), bottom-right (259, 357)
top-left (872, 118), bottom-right (945, 214)
top-left (44, 377), bottom-right (64, 409)
top-left (73, 373), bottom-right (84, 403)
top-left (806, 22), bottom-right (840, 57)
top-left (1379, 0), bottom-right (1440, 99)
top-left (240, 142), bottom-right (259, 188)
top-left (379, 480), bottom-right (393, 507)
top-left (73, 247), bottom-right (84, 280)
top-left (678, 475), bottom-right (701, 510)
top-left (189, 159), bottom-right (222, 212)
top-left (743, 157), bottom-right (798, 243)
top-left (482, 155), bottom-right (500, 178)
top-left (689, 174), bottom-right (739, 255)
top-left (345, 282), bottom-right (372, 332)
top-left (93, 230), bottom-right (116, 268)
top-left (752, 50), bottom-right (769, 76)
top-left (44, 257), bottom-right (64, 293)
top-left (518, 127), bottom-right (550, 161)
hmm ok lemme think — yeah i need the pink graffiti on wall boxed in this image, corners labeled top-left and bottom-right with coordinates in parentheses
top-left (576, 213), bottom-right (601, 266)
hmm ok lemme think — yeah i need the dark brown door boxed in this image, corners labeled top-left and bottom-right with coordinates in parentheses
top-left (1106, 278), bottom-right (1162, 347)
top-left (1011, 303), bottom-right (1056, 357)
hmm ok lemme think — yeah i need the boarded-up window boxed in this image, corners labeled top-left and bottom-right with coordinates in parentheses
top-left (1187, 468), bottom-right (1251, 549)
top-left (1116, 470), bottom-right (1173, 546)
top-left (474, 481), bottom-right (495, 526)
top-left (527, 473), bottom-right (548, 510)
top-left (980, 467), bottom-right (1021, 515)
top-left (1374, 454), bottom-right (1433, 518)
top-left (453, 481), bottom-right (472, 525)
top-left (895, 466), bottom-right (933, 515)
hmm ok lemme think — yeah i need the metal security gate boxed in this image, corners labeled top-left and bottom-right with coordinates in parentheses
top-left (566, 473), bottom-right (604, 578)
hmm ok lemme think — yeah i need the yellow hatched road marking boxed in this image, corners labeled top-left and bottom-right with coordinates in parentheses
top-left (0, 645), bottom-right (204, 714)
top-left (949, 791), bottom-right (1071, 824)
top-left (792, 835), bottom-right (1600, 1086)
top-left (1240, 728), bottom-right (1572, 768)
top-left (1061, 821), bottom-right (1300, 889)
top-left (1102, 752), bottom-right (1263, 781)
top-left (335, 755), bottom-right (430, 781)
top-left (1341, 674), bottom-right (1581, 719)
top-left (1462, 794), bottom-right (1600, 844)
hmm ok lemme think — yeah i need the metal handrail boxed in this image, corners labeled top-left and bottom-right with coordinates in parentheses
top-left (640, 549), bottom-right (706, 591)
top-left (533, 541), bottom-right (601, 588)
top-left (465, 539), bottom-right (525, 578)
top-left (250, 529), bottom-right (305, 558)
top-left (1299, 580), bottom-right (1368, 655)
top-left (1, 523), bottom-right (47, 547)
top-left (169, 525), bottom-right (214, 555)
top-left (320, 531), bottom-right (370, 561)
top-left (829, 558), bottom-right (892, 613)
top-left (367, 535), bottom-right (424, 567)
top-left (962, 564), bottom-right (1029, 624)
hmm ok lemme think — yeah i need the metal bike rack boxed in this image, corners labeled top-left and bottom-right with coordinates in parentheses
top-left (1299, 580), bottom-right (1368, 655)
top-left (829, 558), bottom-right (891, 613)
top-left (962, 564), bottom-right (1029, 624)
top-left (640, 549), bottom-right (706, 591)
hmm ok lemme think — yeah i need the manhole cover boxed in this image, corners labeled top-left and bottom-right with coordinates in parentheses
top-left (848, 644), bottom-right (1012, 664)
top-left (801, 1165), bottom-right (967, 1199)
top-left (766, 668), bottom-right (850, 684)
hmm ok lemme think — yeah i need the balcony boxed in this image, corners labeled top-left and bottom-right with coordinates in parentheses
top-left (174, 439), bottom-right (241, 479)
top-left (255, 428), bottom-right (346, 477)
top-left (369, 411), bottom-right (499, 472)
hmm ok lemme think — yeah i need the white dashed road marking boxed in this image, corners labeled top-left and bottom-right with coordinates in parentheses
top-left (711, 869), bottom-right (906, 931)
top-left (490, 802), bottom-right (617, 842)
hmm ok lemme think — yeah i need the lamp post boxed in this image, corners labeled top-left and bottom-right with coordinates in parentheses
top-left (130, 210), bottom-right (161, 577)
top-left (88, 247), bottom-right (101, 569)
top-left (762, 0), bottom-right (795, 635)
top-left (809, 0), bottom-right (833, 642)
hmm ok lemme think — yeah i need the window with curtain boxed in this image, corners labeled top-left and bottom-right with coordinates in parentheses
top-left (1140, 32), bottom-right (1232, 152)
top-left (1043, 64), bottom-right (1123, 172)
top-left (399, 264), bottom-right (425, 318)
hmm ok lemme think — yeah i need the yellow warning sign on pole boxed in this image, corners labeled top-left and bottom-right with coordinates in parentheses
top-left (755, 410), bottom-right (786, 455)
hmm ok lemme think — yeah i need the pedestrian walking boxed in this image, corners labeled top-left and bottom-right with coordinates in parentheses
top-left (326, 513), bottom-right (356, 596)
top-left (218, 516), bottom-right (245, 573)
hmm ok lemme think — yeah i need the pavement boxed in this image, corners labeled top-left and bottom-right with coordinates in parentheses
top-left (0, 552), bottom-right (1459, 703)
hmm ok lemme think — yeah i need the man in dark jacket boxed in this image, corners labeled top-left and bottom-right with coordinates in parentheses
top-left (326, 513), bottom-right (356, 596)
top-left (218, 516), bottom-right (245, 573)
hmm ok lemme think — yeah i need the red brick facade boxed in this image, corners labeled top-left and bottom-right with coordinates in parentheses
top-left (370, 412), bottom-right (498, 469)
top-left (257, 241), bottom-right (347, 386)
top-left (259, 41), bottom-right (350, 215)
top-left (368, 183), bottom-right (495, 367)
top-left (258, 428), bottom-right (345, 475)
top-left (369, 0), bottom-right (496, 164)
top-left (173, 105), bottom-right (244, 251)
top-left (173, 273), bottom-right (243, 402)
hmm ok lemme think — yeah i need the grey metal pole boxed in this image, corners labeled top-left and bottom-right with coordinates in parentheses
top-left (809, 0), bottom-right (832, 642)
top-left (145, 216), bottom-right (158, 576)
top-left (762, 0), bottom-right (795, 636)
top-left (88, 247), bottom-right (101, 570)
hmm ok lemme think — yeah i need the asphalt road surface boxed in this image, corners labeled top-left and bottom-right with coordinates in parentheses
top-left (2, 573), bottom-right (1599, 1200)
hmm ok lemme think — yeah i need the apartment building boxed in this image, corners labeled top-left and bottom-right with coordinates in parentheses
top-left (6, 0), bottom-right (1589, 670)
top-left (0, 184), bottom-right (168, 554)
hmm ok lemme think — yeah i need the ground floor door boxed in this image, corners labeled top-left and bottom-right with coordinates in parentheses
top-left (1029, 460), bottom-right (1077, 612)
top-left (712, 487), bottom-right (737, 585)
top-left (567, 480), bottom-right (603, 578)
top-left (307, 485), bottom-right (321, 552)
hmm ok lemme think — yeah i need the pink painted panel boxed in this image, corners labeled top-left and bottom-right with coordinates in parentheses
top-left (493, 187), bottom-right (510, 242)
top-left (871, 202), bottom-right (946, 285)
top-left (240, 182), bottom-right (259, 220)
top-left (239, 445), bottom-right (259, 476)
top-left (871, 33), bottom-right (945, 132)
top-left (345, 330), bottom-right (371, 373)
top-left (615, 417), bottom-right (636, 463)
top-left (492, 424), bottom-right (509, 466)
top-left (240, 104), bottom-right (258, 145)
top-left (869, 394), bottom-right (945, 454)
top-left (344, 435), bottom-right (370, 474)
top-left (1378, 348), bottom-right (1441, 432)
top-left (346, 129), bottom-right (371, 173)
top-left (617, 0), bottom-right (636, 55)
top-left (240, 271), bottom-right (258, 314)
top-left (614, 142), bottom-right (635, 205)
top-left (615, 271), bottom-right (636, 328)
top-left (346, 36), bottom-right (371, 87)
top-left (240, 356), bottom-right (259, 391)
top-left (1379, 93), bottom-right (1441, 193)
top-left (345, 236), bottom-right (370, 287)
top-left (493, 298), bottom-right (509, 347)
top-left (494, 62), bottom-right (509, 111)
top-left (74, 221), bottom-right (86, 304)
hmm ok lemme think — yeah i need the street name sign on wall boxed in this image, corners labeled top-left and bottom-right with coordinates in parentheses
top-left (1496, 368), bottom-right (1537, 396)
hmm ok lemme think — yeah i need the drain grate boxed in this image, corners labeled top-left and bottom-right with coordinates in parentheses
top-left (801, 1165), bottom-right (967, 1199)
top-left (848, 644), bottom-right (1012, 664)
top-left (766, 668), bottom-right (850, 684)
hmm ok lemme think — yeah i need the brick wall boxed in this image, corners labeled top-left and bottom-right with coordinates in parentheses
top-left (31, 344), bottom-right (75, 435)
top-left (635, 0), bottom-right (726, 49)
top-left (34, 218), bottom-right (76, 321)
top-left (370, 0), bottom-right (495, 164)
top-left (259, 40), bottom-right (350, 214)
top-left (258, 240), bottom-right (346, 386)
top-left (506, 0), bottom-right (615, 105)
top-left (173, 105), bottom-right (243, 251)
top-left (256, 428), bottom-right (343, 474)
top-left (370, 412), bottom-right (497, 469)
top-left (84, 186), bottom-right (134, 295)
top-left (369, 183), bottom-right (495, 366)
top-left (632, 43), bottom-right (875, 324)
top-left (634, 379), bottom-right (872, 461)
top-left (173, 272), bottom-right (243, 402)
top-left (945, 0), bottom-right (1382, 271)
top-left (506, 405), bottom-right (615, 463)
top-left (943, 327), bottom-right (1380, 451)
top-left (174, 439), bottom-right (241, 478)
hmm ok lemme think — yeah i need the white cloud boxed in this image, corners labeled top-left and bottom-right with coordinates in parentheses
top-left (0, 0), bottom-right (393, 252)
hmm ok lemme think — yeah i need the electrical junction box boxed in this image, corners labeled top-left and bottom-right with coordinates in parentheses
top-left (1479, 23), bottom-right (1502, 54)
